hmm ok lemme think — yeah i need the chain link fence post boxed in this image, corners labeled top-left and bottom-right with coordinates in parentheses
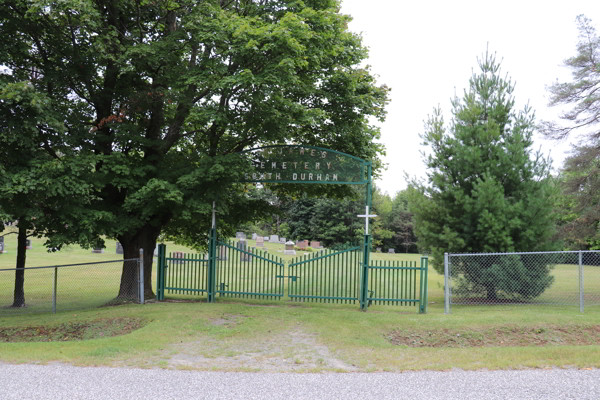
top-left (139, 248), bottom-right (144, 304)
top-left (579, 250), bottom-right (583, 313)
top-left (52, 267), bottom-right (58, 313)
top-left (444, 252), bottom-right (450, 314)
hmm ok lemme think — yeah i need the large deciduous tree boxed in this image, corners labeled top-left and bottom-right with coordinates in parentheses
top-left (0, 79), bottom-right (95, 307)
top-left (408, 50), bottom-right (557, 300)
top-left (0, 0), bottom-right (389, 299)
top-left (541, 15), bottom-right (600, 249)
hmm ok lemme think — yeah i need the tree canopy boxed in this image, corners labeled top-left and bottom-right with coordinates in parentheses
top-left (0, 0), bottom-right (389, 298)
top-left (408, 50), bottom-right (557, 300)
top-left (541, 15), bottom-right (600, 250)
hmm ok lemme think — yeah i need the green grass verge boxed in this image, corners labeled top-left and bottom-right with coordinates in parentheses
top-left (1, 231), bottom-right (599, 371)
top-left (0, 300), bottom-right (598, 371)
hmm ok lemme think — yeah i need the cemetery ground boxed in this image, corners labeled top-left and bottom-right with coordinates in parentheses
top-left (0, 231), bottom-right (599, 372)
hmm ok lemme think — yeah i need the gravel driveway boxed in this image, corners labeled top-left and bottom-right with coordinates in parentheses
top-left (0, 364), bottom-right (598, 400)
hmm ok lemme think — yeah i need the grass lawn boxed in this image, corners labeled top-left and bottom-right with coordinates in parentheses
top-left (1, 230), bottom-right (599, 371)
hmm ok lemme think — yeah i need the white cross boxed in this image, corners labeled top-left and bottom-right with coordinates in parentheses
top-left (357, 205), bottom-right (377, 235)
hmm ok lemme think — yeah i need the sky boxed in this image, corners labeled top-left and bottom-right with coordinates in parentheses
top-left (339, 0), bottom-right (600, 196)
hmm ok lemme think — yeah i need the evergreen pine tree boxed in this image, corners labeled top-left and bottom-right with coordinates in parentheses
top-left (408, 50), bottom-right (557, 300)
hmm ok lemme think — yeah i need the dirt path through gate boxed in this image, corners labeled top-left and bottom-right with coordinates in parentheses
top-left (165, 325), bottom-right (359, 372)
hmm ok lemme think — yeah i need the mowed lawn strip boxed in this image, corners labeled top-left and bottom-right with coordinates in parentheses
top-left (0, 299), bottom-right (598, 371)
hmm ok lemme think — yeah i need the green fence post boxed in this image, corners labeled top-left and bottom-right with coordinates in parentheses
top-left (359, 162), bottom-right (373, 311)
top-left (207, 227), bottom-right (217, 303)
top-left (360, 234), bottom-right (371, 311)
top-left (419, 256), bottom-right (429, 314)
top-left (157, 244), bottom-right (166, 301)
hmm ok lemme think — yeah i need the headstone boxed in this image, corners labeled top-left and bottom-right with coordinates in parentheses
top-left (25, 239), bottom-right (33, 250)
top-left (172, 251), bottom-right (185, 264)
top-left (280, 237), bottom-right (286, 243)
top-left (270, 234), bottom-right (279, 243)
top-left (219, 245), bottom-right (228, 260)
top-left (256, 236), bottom-right (264, 247)
top-left (0, 237), bottom-right (4, 253)
top-left (92, 247), bottom-right (104, 253)
top-left (388, 248), bottom-right (395, 254)
top-left (116, 242), bottom-right (124, 254)
top-left (251, 233), bottom-right (258, 240)
top-left (284, 241), bottom-right (296, 255)
top-left (296, 240), bottom-right (308, 249)
top-left (237, 240), bottom-right (252, 262)
top-left (376, 247), bottom-right (382, 253)
top-left (236, 232), bottom-right (246, 240)
top-left (264, 236), bottom-right (269, 242)
top-left (309, 241), bottom-right (321, 249)
top-left (154, 247), bottom-right (158, 257)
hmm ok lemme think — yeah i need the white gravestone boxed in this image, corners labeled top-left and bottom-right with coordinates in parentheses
top-left (270, 235), bottom-right (279, 243)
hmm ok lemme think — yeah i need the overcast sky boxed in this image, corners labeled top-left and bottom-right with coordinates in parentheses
top-left (339, 0), bottom-right (600, 196)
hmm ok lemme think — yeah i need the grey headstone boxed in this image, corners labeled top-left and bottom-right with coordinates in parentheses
top-left (280, 237), bottom-right (286, 243)
top-left (251, 233), bottom-right (258, 240)
top-left (172, 251), bottom-right (185, 264)
top-left (284, 241), bottom-right (296, 255)
top-left (25, 239), bottom-right (32, 250)
top-left (264, 236), bottom-right (269, 242)
top-left (376, 247), bottom-right (382, 253)
top-left (0, 237), bottom-right (4, 253)
top-left (116, 242), bottom-right (124, 254)
top-left (218, 245), bottom-right (228, 260)
top-left (92, 247), bottom-right (104, 253)
top-left (388, 248), bottom-right (395, 254)
top-left (236, 231), bottom-right (246, 240)
top-left (270, 234), bottom-right (279, 243)
top-left (237, 240), bottom-right (252, 262)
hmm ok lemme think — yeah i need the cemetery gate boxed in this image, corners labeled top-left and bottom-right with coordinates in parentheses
top-left (156, 241), bottom-right (429, 313)
top-left (156, 145), bottom-right (429, 312)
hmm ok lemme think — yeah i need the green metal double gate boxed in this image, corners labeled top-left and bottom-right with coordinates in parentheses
top-left (156, 241), bottom-right (428, 313)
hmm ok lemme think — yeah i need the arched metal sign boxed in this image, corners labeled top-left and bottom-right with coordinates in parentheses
top-left (239, 145), bottom-right (369, 185)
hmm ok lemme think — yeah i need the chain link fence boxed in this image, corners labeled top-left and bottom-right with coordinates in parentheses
top-left (0, 254), bottom-right (144, 315)
top-left (444, 251), bottom-right (600, 313)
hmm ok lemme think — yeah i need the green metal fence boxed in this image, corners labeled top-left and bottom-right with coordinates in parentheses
top-left (216, 240), bottom-right (285, 300)
top-left (288, 247), bottom-right (362, 303)
top-left (157, 248), bottom-right (208, 299)
top-left (156, 243), bottom-right (429, 313)
top-left (367, 257), bottom-right (429, 313)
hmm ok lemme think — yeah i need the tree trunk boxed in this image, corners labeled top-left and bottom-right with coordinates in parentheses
top-left (118, 225), bottom-right (160, 300)
top-left (12, 219), bottom-right (28, 307)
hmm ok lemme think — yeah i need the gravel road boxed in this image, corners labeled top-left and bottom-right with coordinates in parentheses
top-left (0, 364), bottom-right (598, 400)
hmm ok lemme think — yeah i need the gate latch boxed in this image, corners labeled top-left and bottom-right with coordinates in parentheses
top-left (276, 275), bottom-right (298, 282)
